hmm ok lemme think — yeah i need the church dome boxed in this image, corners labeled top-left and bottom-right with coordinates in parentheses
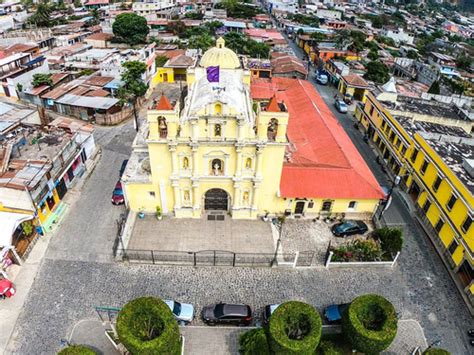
top-left (199, 37), bottom-right (241, 69)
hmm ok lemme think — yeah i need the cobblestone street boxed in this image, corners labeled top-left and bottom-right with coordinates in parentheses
top-left (4, 82), bottom-right (473, 355)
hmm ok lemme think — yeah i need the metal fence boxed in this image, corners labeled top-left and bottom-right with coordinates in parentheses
top-left (120, 249), bottom-right (316, 268)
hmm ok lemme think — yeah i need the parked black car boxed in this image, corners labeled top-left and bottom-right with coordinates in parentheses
top-left (331, 220), bottom-right (368, 237)
top-left (119, 159), bottom-right (129, 177)
top-left (201, 303), bottom-right (252, 326)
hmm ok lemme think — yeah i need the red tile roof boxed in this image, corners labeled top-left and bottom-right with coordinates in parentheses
top-left (85, 32), bottom-right (113, 41)
top-left (266, 95), bottom-right (281, 112)
top-left (251, 78), bottom-right (384, 200)
top-left (342, 74), bottom-right (369, 88)
top-left (156, 94), bottom-right (173, 110)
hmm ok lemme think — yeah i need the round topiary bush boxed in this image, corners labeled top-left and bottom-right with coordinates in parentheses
top-left (342, 294), bottom-right (397, 354)
top-left (116, 297), bottom-right (180, 355)
top-left (268, 301), bottom-right (322, 355)
top-left (239, 328), bottom-right (270, 355)
top-left (423, 348), bottom-right (451, 355)
top-left (57, 345), bottom-right (96, 355)
top-left (317, 340), bottom-right (344, 355)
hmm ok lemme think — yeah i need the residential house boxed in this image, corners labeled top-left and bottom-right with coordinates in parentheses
top-left (380, 27), bottom-right (415, 45)
top-left (338, 73), bottom-right (370, 101)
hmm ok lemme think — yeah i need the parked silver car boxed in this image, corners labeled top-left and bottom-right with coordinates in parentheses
top-left (164, 300), bottom-right (195, 324)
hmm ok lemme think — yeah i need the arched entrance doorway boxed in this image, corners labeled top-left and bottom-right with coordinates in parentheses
top-left (204, 188), bottom-right (229, 210)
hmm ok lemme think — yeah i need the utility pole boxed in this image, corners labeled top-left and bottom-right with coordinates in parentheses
top-left (378, 175), bottom-right (401, 219)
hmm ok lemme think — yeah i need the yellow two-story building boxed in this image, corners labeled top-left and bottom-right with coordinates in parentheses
top-left (123, 38), bottom-right (384, 220)
top-left (355, 89), bottom-right (474, 307)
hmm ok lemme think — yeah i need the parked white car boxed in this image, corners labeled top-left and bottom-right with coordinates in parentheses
top-left (165, 300), bottom-right (195, 324)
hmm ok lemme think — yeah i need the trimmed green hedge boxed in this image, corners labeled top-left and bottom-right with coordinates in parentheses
top-left (116, 297), bottom-right (181, 355)
top-left (317, 340), bottom-right (345, 355)
top-left (57, 345), bottom-right (96, 355)
top-left (239, 328), bottom-right (270, 355)
top-left (342, 294), bottom-right (397, 354)
top-left (373, 227), bottom-right (404, 255)
top-left (268, 301), bottom-right (322, 354)
top-left (423, 349), bottom-right (451, 355)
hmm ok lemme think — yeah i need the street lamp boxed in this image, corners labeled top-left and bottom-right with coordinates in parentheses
top-left (378, 175), bottom-right (401, 219)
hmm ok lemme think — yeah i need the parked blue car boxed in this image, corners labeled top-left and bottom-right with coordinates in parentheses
top-left (324, 303), bottom-right (350, 323)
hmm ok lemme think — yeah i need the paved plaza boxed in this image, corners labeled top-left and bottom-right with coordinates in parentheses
top-left (129, 216), bottom-right (276, 254)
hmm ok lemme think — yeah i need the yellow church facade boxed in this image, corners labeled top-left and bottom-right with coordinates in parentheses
top-left (123, 39), bottom-right (384, 219)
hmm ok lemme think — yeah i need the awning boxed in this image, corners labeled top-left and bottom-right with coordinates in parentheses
top-left (0, 212), bottom-right (34, 248)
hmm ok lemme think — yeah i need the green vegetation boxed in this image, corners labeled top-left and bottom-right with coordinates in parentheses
top-left (57, 345), bottom-right (97, 355)
top-left (223, 32), bottom-right (269, 58)
top-left (239, 328), bottom-right (270, 355)
top-left (331, 239), bottom-right (383, 262)
top-left (268, 301), bottom-right (322, 354)
top-left (377, 36), bottom-right (396, 47)
top-left (316, 339), bottom-right (346, 355)
top-left (287, 13), bottom-right (319, 27)
top-left (28, 1), bottom-right (53, 27)
top-left (78, 69), bottom-right (96, 77)
top-left (342, 294), bottom-right (397, 354)
top-left (364, 60), bottom-right (390, 84)
top-left (184, 12), bottom-right (204, 20)
top-left (423, 348), bottom-right (451, 355)
top-left (373, 227), bottom-right (404, 255)
top-left (32, 73), bottom-right (53, 87)
top-left (189, 33), bottom-right (214, 52)
top-left (406, 50), bottom-right (418, 59)
top-left (116, 297), bottom-right (180, 354)
top-left (428, 80), bottom-right (441, 95)
top-left (118, 61), bottom-right (148, 129)
top-left (368, 49), bottom-right (379, 61)
top-left (456, 54), bottom-right (472, 70)
top-left (112, 13), bottom-right (149, 45)
top-left (310, 32), bottom-right (327, 42)
top-left (155, 55), bottom-right (168, 67)
top-left (216, 0), bottom-right (261, 19)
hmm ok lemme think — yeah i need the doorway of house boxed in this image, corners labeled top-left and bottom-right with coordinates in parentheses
top-left (204, 188), bottom-right (229, 211)
top-left (295, 201), bottom-right (305, 215)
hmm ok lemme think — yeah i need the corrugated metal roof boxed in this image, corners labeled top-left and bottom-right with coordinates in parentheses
top-left (56, 94), bottom-right (119, 110)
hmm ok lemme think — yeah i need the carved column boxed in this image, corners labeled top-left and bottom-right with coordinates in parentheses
top-left (251, 181), bottom-right (261, 211)
top-left (192, 181), bottom-right (200, 210)
top-left (235, 144), bottom-right (243, 177)
top-left (233, 182), bottom-right (241, 210)
top-left (191, 119), bottom-right (199, 142)
top-left (237, 120), bottom-right (245, 142)
top-left (255, 144), bottom-right (264, 179)
top-left (172, 181), bottom-right (181, 210)
top-left (191, 144), bottom-right (199, 176)
top-left (170, 143), bottom-right (178, 175)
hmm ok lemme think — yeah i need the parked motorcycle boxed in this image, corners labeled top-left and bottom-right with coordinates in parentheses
top-left (0, 278), bottom-right (15, 299)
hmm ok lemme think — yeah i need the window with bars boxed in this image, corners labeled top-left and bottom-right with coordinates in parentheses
top-left (420, 160), bottom-right (429, 175)
top-left (422, 199), bottom-right (431, 214)
top-left (448, 239), bottom-right (458, 255)
top-left (462, 216), bottom-right (472, 234)
top-left (410, 149), bottom-right (418, 163)
top-left (446, 194), bottom-right (457, 211)
top-left (321, 200), bottom-right (332, 211)
top-left (435, 218), bottom-right (444, 233)
top-left (432, 176), bottom-right (442, 192)
top-left (400, 145), bottom-right (407, 156)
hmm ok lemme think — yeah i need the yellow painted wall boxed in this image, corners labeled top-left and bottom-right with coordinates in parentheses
top-left (36, 189), bottom-right (60, 223)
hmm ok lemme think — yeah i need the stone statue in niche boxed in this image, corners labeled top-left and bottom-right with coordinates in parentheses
top-left (245, 158), bottom-right (252, 169)
top-left (213, 163), bottom-right (220, 175)
top-left (184, 190), bottom-right (190, 204)
top-left (183, 157), bottom-right (189, 169)
top-left (243, 191), bottom-right (249, 205)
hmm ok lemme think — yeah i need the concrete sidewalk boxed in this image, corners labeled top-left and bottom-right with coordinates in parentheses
top-left (0, 150), bottom-right (102, 355)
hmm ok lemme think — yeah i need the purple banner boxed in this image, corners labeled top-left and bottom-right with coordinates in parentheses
top-left (206, 66), bottom-right (219, 83)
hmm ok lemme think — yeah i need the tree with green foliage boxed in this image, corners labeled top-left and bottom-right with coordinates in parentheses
top-left (406, 50), bottom-right (418, 59)
top-left (239, 328), bottom-right (270, 355)
top-left (217, 0), bottom-right (260, 18)
top-left (155, 55), bottom-right (168, 67)
top-left (377, 36), bottom-right (396, 47)
top-left (116, 297), bottom-right (181, 354)
top-left (456, 55), bottom-right (472, 70)
top-left (342, 294), bottom-right (397, 354)
top-left (73, 0), bottom-right (82, 8)
top-left (268, 301), bottom-right (322, 354)
top-left (90, 8), bottom-right (100, 25)
top-left (118, 61), bottom-right (148, 131)
top-left (112, 13), bottom-right (149, 45)
top-left (317, 340), bottom-right (345, 355)
top-left (371, 16), bottom-right (384, 28)
top-left (373, 227), bottom-right (404, 255)
top-left (28, 1), bottom-right (53, 27)
top-left (310, 32), bottom-right (327, 42)
top-left (364, 61), bottom-right (390, 84)
top-left (32, 73), bottom-right (52, 87)
top-left (428, 80), bottom-right (441, 95)
top-left (247, 40), bottom-right (270, 58)
top-left (367, 49), bottom-right (379, 61)
top-left (184, 12), bottom-right (204, 20)
top-left (57, 345), bottom-right (97, 355)
top-left (189, 33), bottom-right (214, 52)
top-left (167, 20), bottom-right (186, 37)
